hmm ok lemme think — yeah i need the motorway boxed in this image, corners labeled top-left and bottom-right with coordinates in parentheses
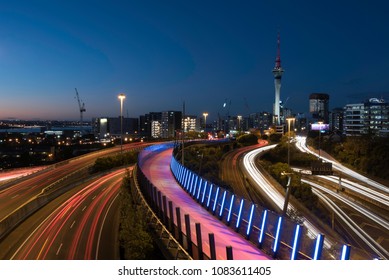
top-left (239, 136), bottom-right (389, 259)
top-left (0, 142), bottom-right (149, 259)
top-left (303, 179), bottom-right (389, 259)
top-left (0, 167), bottom-right (46, 183)
top-left (0, 168), bottom-right (125, 259)
top-left (241, 144), bottom-right (340, 250)
top-left (139, 144), bottom-right (272, 260)
top-left (219, 140), bottom-right (270, 206)
top-left (294, 136), bottom-right (389, 259)
top-left (0, 142), bottom-right (145, 223)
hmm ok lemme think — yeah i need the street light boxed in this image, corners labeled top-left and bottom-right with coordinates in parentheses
top-left (203, 112), bottom-right (208, 133)
top-left (118, 93), bottom-right (126, 154)
top-left (286, 117), bottom-right (295, 167)
top-left (318, 121), bottom-right (323, 160)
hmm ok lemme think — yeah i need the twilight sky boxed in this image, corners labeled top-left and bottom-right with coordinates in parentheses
top-left (1, 0), bottom-right (389, 121)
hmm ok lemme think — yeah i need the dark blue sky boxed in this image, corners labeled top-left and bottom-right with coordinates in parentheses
top-left (1, 0), bottom-right (389, 121)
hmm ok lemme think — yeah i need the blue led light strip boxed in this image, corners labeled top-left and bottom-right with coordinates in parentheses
top-left (258, 210), bottom-right (268, 244)
top-left (206, 184), bottom-right (213, 208)
top-left (273, 216), bottom-right (283, 253)
top-left (196, 178), bottom-right (203, 200)
top-left (212, 187), bottom-right (220, 213)
top-left (227, 195), bottom-right (235, 223)
top-left (313, 234), bottom-right (324, 260)
top-left (219, 191), bottom-right (227, 217)
top-left (201, 182), bottom-right (208, 204)
top-left (235, 199), bottom-right (244, 229)
top-left (246, 204), bottom-right (255, 236)
top-left (340, 244), bottom-right (350, 260)
top-left (192, 175), bottom-right (198, 196)
top-left (290, 224), bottom-right (301, 260)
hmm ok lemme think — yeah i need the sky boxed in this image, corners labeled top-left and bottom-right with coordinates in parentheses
top-left (1, 0), bottom-right (389, 121)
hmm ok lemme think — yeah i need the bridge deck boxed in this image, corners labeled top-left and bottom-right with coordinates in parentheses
top-left (139, 145), bottom-right (271, 260)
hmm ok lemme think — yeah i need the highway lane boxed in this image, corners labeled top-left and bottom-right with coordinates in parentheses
top-left (219, 140), bottom-right (269, 206)
top-left (242, 145), bottom-right (343, 251)
top-left (295, 136), bottom-right (389, 193)
top-left (139, 144), bottom-right (272, 260)
top-left (317, 175), bottom-right (389, 209)
top-left (8, 168), bottom-right (126, 260)
top-left (293, 136), bottom-right (389, 258)
top-left (0, 167), bottom-right (46, 183)
top-left (305, 179), bottom-right (389, 259)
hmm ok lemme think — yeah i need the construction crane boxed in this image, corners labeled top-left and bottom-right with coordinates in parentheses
top-left (75, 88), bottom-right (86, 124)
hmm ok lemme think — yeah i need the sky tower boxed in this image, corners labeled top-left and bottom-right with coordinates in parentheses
top-left (272, 33), bottom-right (284, 126)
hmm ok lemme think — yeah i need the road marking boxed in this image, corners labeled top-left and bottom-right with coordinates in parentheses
top-left (95, 193), bottom-right (119, 260)
top-left (56, 243), bottom-right (63, 256)
top-left (70, 220), bottom-right (76, 229)
top-left (11, 194), bottom-right (19, 199)
top-left (82, 205), bottom-right (87, 211)
top-left (37, 238), bottom-right (49, 260)
top-left (92, 195), bottom-right (97, 200)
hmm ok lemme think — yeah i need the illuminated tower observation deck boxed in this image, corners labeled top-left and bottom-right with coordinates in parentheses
top-left (272, 33), bottom-right (284, 126)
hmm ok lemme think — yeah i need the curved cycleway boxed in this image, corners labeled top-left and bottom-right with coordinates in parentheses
top-left (139, 144), bottom-right (272, 260)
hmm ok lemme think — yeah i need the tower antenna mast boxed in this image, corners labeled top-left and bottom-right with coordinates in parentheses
top-left (272, 32), bottom-right (284, 126)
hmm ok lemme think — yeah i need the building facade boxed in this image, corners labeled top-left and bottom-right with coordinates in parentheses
top-left (330, 107), bottom-right (344, 132)
top-left (182, 115), bottom-right (197, 132)
top-left (161, 111), bottom-right (182, 139)
top-left (309, 93), bottom-right (330, 123)
top-left (248, 112), bottom-right (272, 133)
top-left (139, 112), bottom-right (162, 138)
top-left (93, 117), bottom-right (138, 139)
top-left (343, 98), bottom-right (389, 136)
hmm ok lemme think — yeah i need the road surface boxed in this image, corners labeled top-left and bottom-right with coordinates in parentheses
top-left (3, 168), bottom-right (125, 260)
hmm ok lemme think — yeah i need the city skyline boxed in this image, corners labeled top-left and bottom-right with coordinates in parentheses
top-left (1, 0), bottom-right (389, 121)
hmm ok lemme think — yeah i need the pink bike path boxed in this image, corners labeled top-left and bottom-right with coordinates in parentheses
top-left (139, 146), bottom-right (271, 260)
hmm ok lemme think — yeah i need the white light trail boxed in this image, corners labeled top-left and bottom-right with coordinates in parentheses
top-left (243, 144), bottom-right (332, 245)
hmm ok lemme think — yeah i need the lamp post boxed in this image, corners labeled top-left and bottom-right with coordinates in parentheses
top-left (203, 112), bottom-right (208, 134)
top-left (318, 121), bottom-right (323, 160)
top-left (286, 117), bottom-right (295, 167)
top-left (281, 171), bottom-right (293, 216)
top-left (118, 93), bottom-right (126, 154)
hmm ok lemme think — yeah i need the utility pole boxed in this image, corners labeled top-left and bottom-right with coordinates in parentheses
top-left (281, 172), bottom-right (292, 216)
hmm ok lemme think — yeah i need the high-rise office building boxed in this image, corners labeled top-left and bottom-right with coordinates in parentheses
top-left (139, 112), bottom-right (162, 138)
top-left (330, 107), bottom-right (344, 132)
top-left (309, 93), bottom-right (330, 123)
top-left (182, 115), bottom-right (197, 132)
top-left (161, 111), bottom-right (182, 138)
top-left (343, 98), bottom-right (389, 136)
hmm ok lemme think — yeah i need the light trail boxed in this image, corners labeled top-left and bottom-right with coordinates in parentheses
top-left (310, 184), bottom-right (389, 259)
top-left (303, 179), bottom-right (389, 231)
top-left (295, 136), bottom-right (388, 193)
top-left (11, 169), bottom-right (125, 259)
top-left (242, 145), bottom-right (332, 246)
top-left (318, 175), bottom-right (389, 208)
